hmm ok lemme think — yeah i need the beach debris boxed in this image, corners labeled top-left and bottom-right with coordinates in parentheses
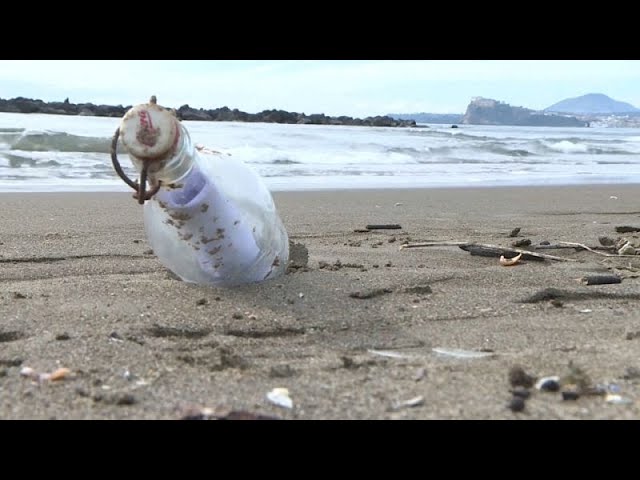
top-left (349, 288), bottom-right (393, 299)
top-left (20, 366), bottom-right (72, 383)
top-left (605, 394), bottom-right (633, 405)
top-left (579, 309), bottom-right (593, 314)
top-left (365, 224), bottom-right (402, 230)
top-left (394, 202), bottom-right (404, 207)
top-left (535, 376), bottom-right (561, 392)
top-left (368, 349), bottom-right (415, 359)
top-left (580, 275), bottom-right (622, 285)
top-left (615, 226), bottom-right (640, 233)
top-left (508, 365), bottom-right (536, 388)
top-left (617, 242), bottom-right (637, 256)
top-left (610, 196), bottom-right (618, 200)
top-left (266, 388), bottom-right (293, 409)
top-left (13, 292), bottom-right (27, 299)
top-left (509, 227), bottom-right (521, 238)
top-left (507, 396), bottom-right (526, 412)
top-left (551, 299), bottom-right (564, 308)
top-left (500, 253), bottom-right (523, 266)
top-left (391, 396), bottom-right (425, 411)
top-left (432, 347), bottom-right (495, 359)
top-left (55, 333), bottom-right (71, 341)
top-left (195, 298), bottom-right (208, 306)
top-left (403, 285), bottom-right (432, 295)
top-left (511, 239), bottom-right (531, 248)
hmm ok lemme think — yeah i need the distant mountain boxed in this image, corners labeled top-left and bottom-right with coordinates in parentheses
top-left (388, 113), bottom-right (463, 124)
top-left (545, 93), bottom-right (640, 115)
top-left (463, 97), bottom-right (588, 127)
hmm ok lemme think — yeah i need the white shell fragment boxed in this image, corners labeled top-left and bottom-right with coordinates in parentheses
top-left (391, 396), bottom-right (425, 411)
top-left (266, 388), bottom-right (293, 409)
top-left (367, 349), bottom-right (414, 359)
top-left (605, 394), bottom-right (633, 405)
top-left (432, 347), bottom-right (495, 359)
top-left (499, 253), bottom-right (523, 266)
top-left (20, 367), bottom-right (36, 378)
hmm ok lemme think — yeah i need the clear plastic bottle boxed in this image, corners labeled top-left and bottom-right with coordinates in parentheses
top-left (117, 99), bottom-right (289, 286)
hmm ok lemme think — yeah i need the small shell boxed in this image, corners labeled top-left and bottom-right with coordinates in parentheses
top-left (391, 396), bottom-right (425, 411)
top-left (499, 253), bottom-right (523, 266)
top-left (535, 376), bottom-right (561, 392)
top-left (267, 388), bottom-right (293, 409)
top-left (605, 393), bottom-right (633, 405)
top-left (20, 367), bottom-right (36, 378)
top-left (49, 367), bottom-right (71, 381)
top-left (432, 347), bottom-right (495, 359)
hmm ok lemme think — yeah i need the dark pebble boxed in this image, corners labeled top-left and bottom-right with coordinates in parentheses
top-left (510, 387), bottom-right (531, 399)
top-left (539, 241), bottom-right (551, 246)
top-left (109, 331), bottom-right (123, 340)
top-left (116, 394), bottom-right (137, 406)
top-left (75, 387), bottom-right (90, 397)
top-left (539, 379), bottom-right (560, 392)
top-left (511, 239), bottom-right (532, 248)
top-left (622, 366), bottom-right (640, 380)
top-left (196, 298), bottom-right (208, 306)
top-left (143, 249), bottom-right (154, 255)
top-left (232, 313), bottom-right (243, 320)
top-left (562, 391), bottom-right (580, 401)
top-left (508, 365), bottom-right (536, 388)
top-left (133, 239), bottom-right (141, 243)
top-left (55, 333), bottom-right (71, 341)
top-left (551, 299), bottom-right (564, 308)
top-left (13, 292), bottom-right (27, 299)
top-left (507, 396), bottom-right (526, 412)
top-left (0, 369), bottom-right (7, 378)
top-left (269, 364), bottom-right (295, 378)
top-left (509, 228), bottom-right (521, 238)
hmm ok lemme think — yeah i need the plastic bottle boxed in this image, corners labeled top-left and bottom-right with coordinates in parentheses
top-left (115, 98), bottom-right (289, 286)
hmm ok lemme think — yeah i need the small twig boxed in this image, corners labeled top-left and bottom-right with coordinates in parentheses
top-left (535, 244), bottom-right (616, 252)
top-left (558, 242), bottom-right (639, 258)
top-left (400, 242), bottom-right (574, 262)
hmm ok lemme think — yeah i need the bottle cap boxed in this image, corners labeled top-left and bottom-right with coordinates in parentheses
top-left (119, 98), bottom-right (180, 161)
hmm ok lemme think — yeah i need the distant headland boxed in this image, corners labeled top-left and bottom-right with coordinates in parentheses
top-left (0, 97), bottom-right (416, 128)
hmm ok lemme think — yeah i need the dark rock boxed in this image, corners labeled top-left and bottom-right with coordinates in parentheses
top-left (507, 396), bottom-right (526, 412)
top-left (508, 366), bottom-right (536, 388)
top-left (510, 387), bottom-right (531, 399)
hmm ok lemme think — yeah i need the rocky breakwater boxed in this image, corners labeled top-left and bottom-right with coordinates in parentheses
top-left (463, 97), bottom-right (588, 127)
top-left (0, 97), bottom-right (416, 127)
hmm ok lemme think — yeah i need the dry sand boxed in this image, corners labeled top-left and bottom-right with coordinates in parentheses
top-left (1, 185), bottom-right (640, 419)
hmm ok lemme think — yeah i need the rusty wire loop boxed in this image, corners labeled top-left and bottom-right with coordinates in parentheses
top-left (110, 127), bottom-right (161, 204)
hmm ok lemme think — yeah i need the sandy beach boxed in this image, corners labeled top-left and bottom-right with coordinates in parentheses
top-left (1, 184), bottom-right (640, 419)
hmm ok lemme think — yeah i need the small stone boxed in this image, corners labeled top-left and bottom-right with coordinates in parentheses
top-left (510, 387), bottom-right (531, 399)
top-left (511, 238), bottom-right (532, 248)
top-left (13, 292), bottom-right (27, 299)
top-left (143, 249), bottom-right (154, 255)
top-left (55, 333), bottom-right (71, 341)
top-left (232, 313), bottom-right (243, 320)
top-left (109, 331), bottom-right (123, 341)
top-left (508, 366), bottom-right (536, 388)
top-left (509, 228), bottom-right (521, 238)
top-left (539, 240), bottom-right (551, 246)
top-left (507, 396), bottom-right (526, 412)
top-left (550, 299), bottom-right (564, 308)
top-left (622, 367), bottom-right (640, 380)
top-left (385, 262), bottom-right (392, 267)
top-left (388, 236), bottom-right (397, 243)
top-left (598, 236), bottom-right (615, 247)
top-left (196, 298), bottom-right (208, 306)
top-left (562, 390), bottom-right (580, 401)
top-left (133, 239), bottom-right (141, 244)
top-left (116, 394), bottom-right (137, 406)
top-left (269, 365), bottom-right (295, 378)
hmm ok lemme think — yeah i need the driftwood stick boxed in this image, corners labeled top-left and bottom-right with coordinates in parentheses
top-left (535, 244), bottom-right (616, 252)
top-left (558, 241), bottom-right (639, 258)
top-left (400, 242), bottom-right (574, 262)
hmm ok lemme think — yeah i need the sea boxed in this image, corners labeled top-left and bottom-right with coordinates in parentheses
top-left (1, 112), bottom-right (639, 192)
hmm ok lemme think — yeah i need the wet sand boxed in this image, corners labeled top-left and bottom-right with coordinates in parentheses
top-left (1, 185), bottom-right (640, 419)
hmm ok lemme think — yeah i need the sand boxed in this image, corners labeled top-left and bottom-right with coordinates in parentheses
top-left (1, 184), bottom-right (640, 419)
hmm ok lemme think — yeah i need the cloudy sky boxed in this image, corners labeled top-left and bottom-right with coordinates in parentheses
top-left (0, 60), bottom-right (638, 117)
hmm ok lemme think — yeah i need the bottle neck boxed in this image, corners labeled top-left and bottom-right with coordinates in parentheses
top-left (127, 123), bottom-right (195, 186)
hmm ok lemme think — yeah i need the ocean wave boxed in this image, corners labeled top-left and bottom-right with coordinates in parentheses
top-left (7, 130), bottom-right (125, 153)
